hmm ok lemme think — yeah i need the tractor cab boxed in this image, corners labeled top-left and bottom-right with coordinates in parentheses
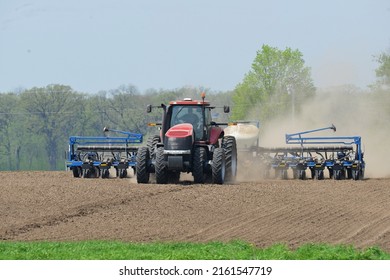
top-left (165, 99), bottom-right (211, 141)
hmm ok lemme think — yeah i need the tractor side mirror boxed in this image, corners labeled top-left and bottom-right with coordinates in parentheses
top-left (223, 105), bottom-right (230, 113)
top-left (146, 104), bottom-right (152, 113)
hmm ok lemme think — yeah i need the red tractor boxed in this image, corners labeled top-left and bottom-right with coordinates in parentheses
top-left (136, 93), bottom-right (237, 184)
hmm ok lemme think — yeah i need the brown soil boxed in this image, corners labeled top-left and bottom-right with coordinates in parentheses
top-left (1, 171), bottom-right (389, 252)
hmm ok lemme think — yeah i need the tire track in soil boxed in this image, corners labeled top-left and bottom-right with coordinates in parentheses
top-left (330, 181), bottom-right (390, 249)
top-left (0, 184), bottom-right (189, 240)
top-left (180, 181), bottom-right (390, 250)
top-left (338, 215), bottom-right (390, 247)
top-left (1, 172), bottom-right (390, 252)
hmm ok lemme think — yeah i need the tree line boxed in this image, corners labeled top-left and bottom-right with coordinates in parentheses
top-left (1, 45), bottom-right (389, 171)
top-left (0, 85), bottom-right (233, 171)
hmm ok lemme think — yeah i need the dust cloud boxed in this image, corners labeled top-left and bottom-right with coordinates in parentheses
top-left (241, 87), bottom-right (390, 178)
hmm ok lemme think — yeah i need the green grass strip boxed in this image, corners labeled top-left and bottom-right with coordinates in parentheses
top-left (0, 240), bottom-right (389, 260)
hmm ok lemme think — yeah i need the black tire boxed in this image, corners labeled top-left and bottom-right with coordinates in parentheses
top-left (192, 146), bottom-right (207, 183)
top-left (333, 169), bottom-right (345, 180)
top-left (212, 147), bottom-right (225, 184)
top-left (168, 171), bottom-right (180, 184)
top-left (147, 135), bottom-right (160, 157)
top-left (329, 168), bottom-right (333, 179)
top-left (352, 169), bottom-right (363, 180)
top-left (94, 167), bottom-right (100, 178)
top-left (83, 167), bottom-right (99, 178)
top-left (310, 168), bottom-right (315, 179)
top-left (333, 170), bottom-right (340, 180)
top-left (119, 169), bottom-right (127, 178)
top-left (352, 170), bottom-right (359, 180)
top-left (155, 147), bottom-right (168, 184)
top-left (298, 170), bottom-right (306, 180)
top-left (136, 147), bottom-right (150, 183)
top-left (72, 167), bottom-right (81, 178)
top-left (222, 136), bottom-right (237, 183)
top-left (315, 169), bottom-right (324, 180)
top-left (101, 169), bottom-right (110, 179)
top-left (347, 168), bottom-right (353, 179)
top-left (83, 169), bottom-right (90, 178)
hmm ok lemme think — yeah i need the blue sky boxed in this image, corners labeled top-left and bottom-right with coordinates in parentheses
top-left (0, 0), bottom-right (389, 93)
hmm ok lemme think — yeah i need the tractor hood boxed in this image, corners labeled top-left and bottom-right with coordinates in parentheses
top-left (165, 123), bottom-right (193, 138)
top-left (164, 124), bottom-right (194, 151)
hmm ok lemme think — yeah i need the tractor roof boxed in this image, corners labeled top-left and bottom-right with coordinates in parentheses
top-left (169, 98), bottom-right (210, 106)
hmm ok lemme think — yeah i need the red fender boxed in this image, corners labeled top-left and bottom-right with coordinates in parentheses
top-left (209, 127), bottom-right (223, 145)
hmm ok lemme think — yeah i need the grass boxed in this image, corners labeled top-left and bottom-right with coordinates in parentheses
top-left (0, 240), bottom-right (389, 260)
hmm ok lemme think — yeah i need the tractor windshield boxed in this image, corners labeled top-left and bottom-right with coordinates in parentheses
top-left (170, 105), bottom-right (204, 140)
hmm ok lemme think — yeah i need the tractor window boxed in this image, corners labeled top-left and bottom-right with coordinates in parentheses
top-left (170, 105), bottom-right (204, 140)
top-left (204, 108), bottom-right (212, 138)
top-left (205, 108), bottom-right (212, 126)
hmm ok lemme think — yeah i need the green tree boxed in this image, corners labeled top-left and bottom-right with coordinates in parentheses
top-left (232, 45), bottom-right (315, 122)
top-left (78, 91), bottom-right (110, 136)
top-left (102, 84), bottom-right (147, 134)
top-left (0, 93), bottom-right (19, 169)
top-left (375, 51), bottom-right (390, 87)
top-left (21, 85), bottom-right (85, 170)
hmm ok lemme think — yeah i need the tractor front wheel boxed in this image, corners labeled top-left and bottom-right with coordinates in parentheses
top-left (193, 146), bottom-right (206, 183)
top-left (212, 147), bottom-right (226, 184)
top-left (155, 147), bottom-right (168, 184)
top-left (136, 147), bottom-right (150, 183)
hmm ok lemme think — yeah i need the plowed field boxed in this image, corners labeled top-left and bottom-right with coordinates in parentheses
top-left (1, 171), bottom-right (389, 252)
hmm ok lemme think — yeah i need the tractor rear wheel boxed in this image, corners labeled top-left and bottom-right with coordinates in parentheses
top-left (147, 135), bottom-right (160, 157)
top-left (193, 146), bottom-right (206, 183)
top-left (136, 147), bottom-right (150, 183)
top-left (155, 147), bottom-right (168, 184)
top-left (222, 136), bottom-right (237, 183)
top-left (212, 147), bottom-right (226, 184)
